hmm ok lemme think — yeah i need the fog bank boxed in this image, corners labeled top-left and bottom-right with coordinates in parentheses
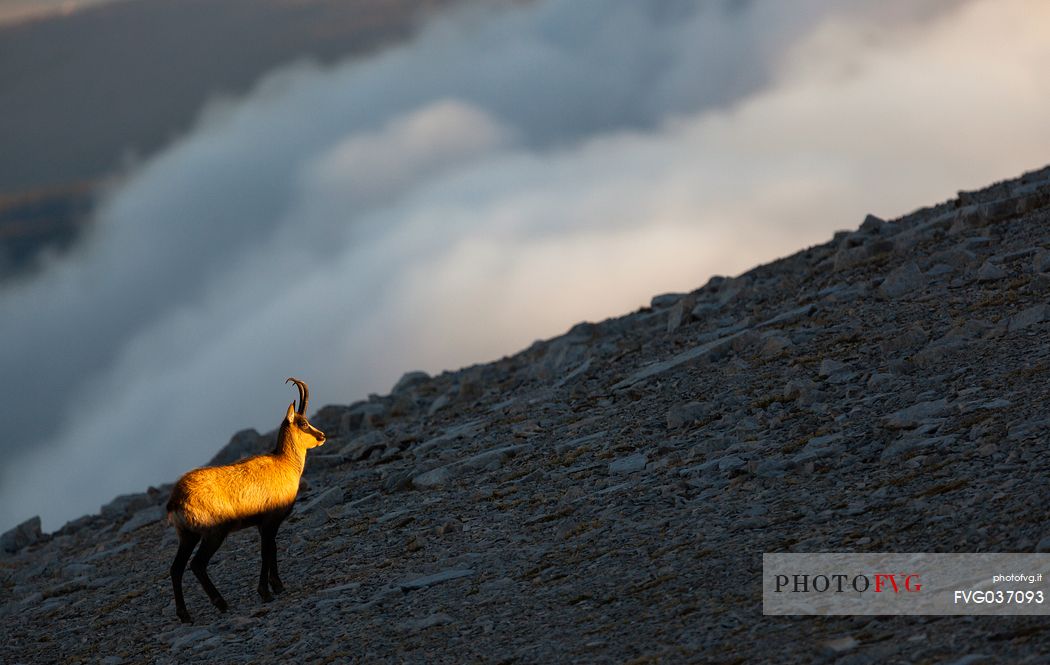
top-left (3, 0), bottom-right (1049, 531)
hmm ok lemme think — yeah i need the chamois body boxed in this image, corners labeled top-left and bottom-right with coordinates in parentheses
top-left (167, 378), bottom-right (325, 623)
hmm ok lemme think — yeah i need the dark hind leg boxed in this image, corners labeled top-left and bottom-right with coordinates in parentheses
top-left (262, 522), bottom-right (284, 595)
top-left (171, 529), bottom-right (201, 623)
top-left (190, 531), bottom-right (229, 613)
top-left (257, 524), bottom-right (274, 602)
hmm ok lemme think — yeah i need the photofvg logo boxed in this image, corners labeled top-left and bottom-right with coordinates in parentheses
top-left (774, 572), bottom-right (922, 594)
top-left (764, 553), bottom-right (1050, 615)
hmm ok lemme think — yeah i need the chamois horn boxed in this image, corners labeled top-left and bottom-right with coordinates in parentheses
top-left (285, 377), bottom-right (308, 415)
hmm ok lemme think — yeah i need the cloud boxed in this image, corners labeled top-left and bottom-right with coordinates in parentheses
top-left (4, 0), bottom-right (1048, 531)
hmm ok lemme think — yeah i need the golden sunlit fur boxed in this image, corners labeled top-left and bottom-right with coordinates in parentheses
top-left (166, 378), bottom-right (325, 623)
top-left (167, 408), bottom-right (323, 531)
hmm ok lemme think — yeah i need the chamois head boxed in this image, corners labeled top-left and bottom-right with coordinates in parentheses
top-left (283, 377), bottom-right (325, 449)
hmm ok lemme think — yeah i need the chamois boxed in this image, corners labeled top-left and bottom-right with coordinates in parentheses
top-left (167, 377), bottom-right (325, 623)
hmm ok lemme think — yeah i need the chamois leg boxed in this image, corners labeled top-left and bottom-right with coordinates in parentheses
top-left (256, 524), bottom-right (274, 602)
top-left (262, 523), bottom-right (284, 595)
top-left (190, 531), bottom-right (228, 613)
top-left (171, 530), bottom-right (201, 623)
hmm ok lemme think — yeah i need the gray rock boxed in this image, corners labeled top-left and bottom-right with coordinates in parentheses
top-left (690, 301), bottom-right (720, 319)
top-left (80, 542), bottom-right (133, 564)
top-left (608, 453), bottom-right (648, 475)
top-left (880, 323), bottom-right (928, 356)
top-left (942, 655), bottom-right (991, 665)
top-left (821, 635), bottom-right (859, 654)
top-left (337, 430), bottom-right (388, 461)
top-left (341, 401), bottom-right (387, 432)
top-left (460, 444), bottom-right (526, 471)
top-left (1034, 249), bottom-right (1050, 274)
top-left (651, 293), bottom-right (685, 309)
top-left (883, 399), bottom-right (950, 429)
top-left (962, 236), bottom-right (993, 250)
top-left (929, 247), bottom-right (977, 269)
top-left (1028, 272), bottom-right (1050, 294)
top-left (975, 260), bottom-right (1007, 282)
top-left (867, 372), bottom-right (895, 389)
top-left (717, 455), bottom-right (746, 472)
top-left (881, 435), bottom-right (955, 460)
top-left (399, 612), bottom-right (454, 633)
top-left (959, 397), bottom-right (1011, 413)
top-left (300, 486), bottom-right (344, 513)
top-left (392, 371), bottom-right (430, 394)
top-left (979, 197), bottom-right (1018, 224)
top-left (307, 452), bottom-right (350, 470)
top-left (758, 334), bottom-right (793, 359)
top-left (554, 358), bottom-right (592, 388)
top-left (996, 247), bottom-right (1038, 264)
top-left (413, 465), bottom-right (457, 489)
top-left (399, 568), bottom-right (475, 591)
top-left (666, 402), bottom-right (710, 429)
top-left (753, 459), bottom-right (788, 478)
top-left (100, 492), bottom-right (153, 519)
top-left (118, 505), bottom-right (164, 534)
top-left (382, 469), bottom-right (415, 493)
top-left (818, 358), bottom-right (847, 377)
top-left (1008, 304), bottom-right (1049, 332)
top-left (783, 377), bottom-right (825, 406)
top-left (1008, 418), bottom-right (1050, 442)
top-left (414, 420), bottom-right (484, 456)
top-left (940, 318), bottom-right (992, 344)
top-left (879, 262), bottom-right (924, 299)
top-left (833, 244), bottom-right (872, 271)
top-left (170, 628), bottom-right (212, 651)
top-left (427, 393), bottom-right (451, 416)
top-left (666, 296), bottom-right (695, 333)
top-left (376, 508), bottom-right (413, 525)
top-left (1, 516), bottom-right (42, 554)
top-left (62, 563), bottom-right (96, 578)
top-left (612, 329), bottom-right (749, 390)
top-left (320, 581), bottom-right (362, 595)
top-left (554, 431), bottom-right (607, 454)
top-left (790, 446), bottom-right (836, 465)
top-left (755, 303), bottom-right (815, 329)
top-left (806, 433), bottom-right (844, 449)
top-left (1036, 537), bottom-right (1050, 553)
top-left (859, 213), bottom-right (887, 234)
top-left (821, 364), bottom-right (856, 385)
top-left (208, 428), bottom-right (268, 466)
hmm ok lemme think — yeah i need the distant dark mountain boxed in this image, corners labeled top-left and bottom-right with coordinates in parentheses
top-left (0, 0), bottom-right (463, 272)
top-left (0, 182), bottom-right (97, 275)
top-left (0, 0), bottom-right (460, 192)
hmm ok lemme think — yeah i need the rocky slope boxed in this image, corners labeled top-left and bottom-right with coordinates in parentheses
top-left (3, 165), bottom-right (1050, 663)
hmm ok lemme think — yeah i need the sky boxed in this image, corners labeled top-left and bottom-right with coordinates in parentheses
top-left (2, 0), bottom-right (1049, 532)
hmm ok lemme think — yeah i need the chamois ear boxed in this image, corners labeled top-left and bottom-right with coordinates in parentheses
top-left (286, 402), bottom-right (296, 423)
